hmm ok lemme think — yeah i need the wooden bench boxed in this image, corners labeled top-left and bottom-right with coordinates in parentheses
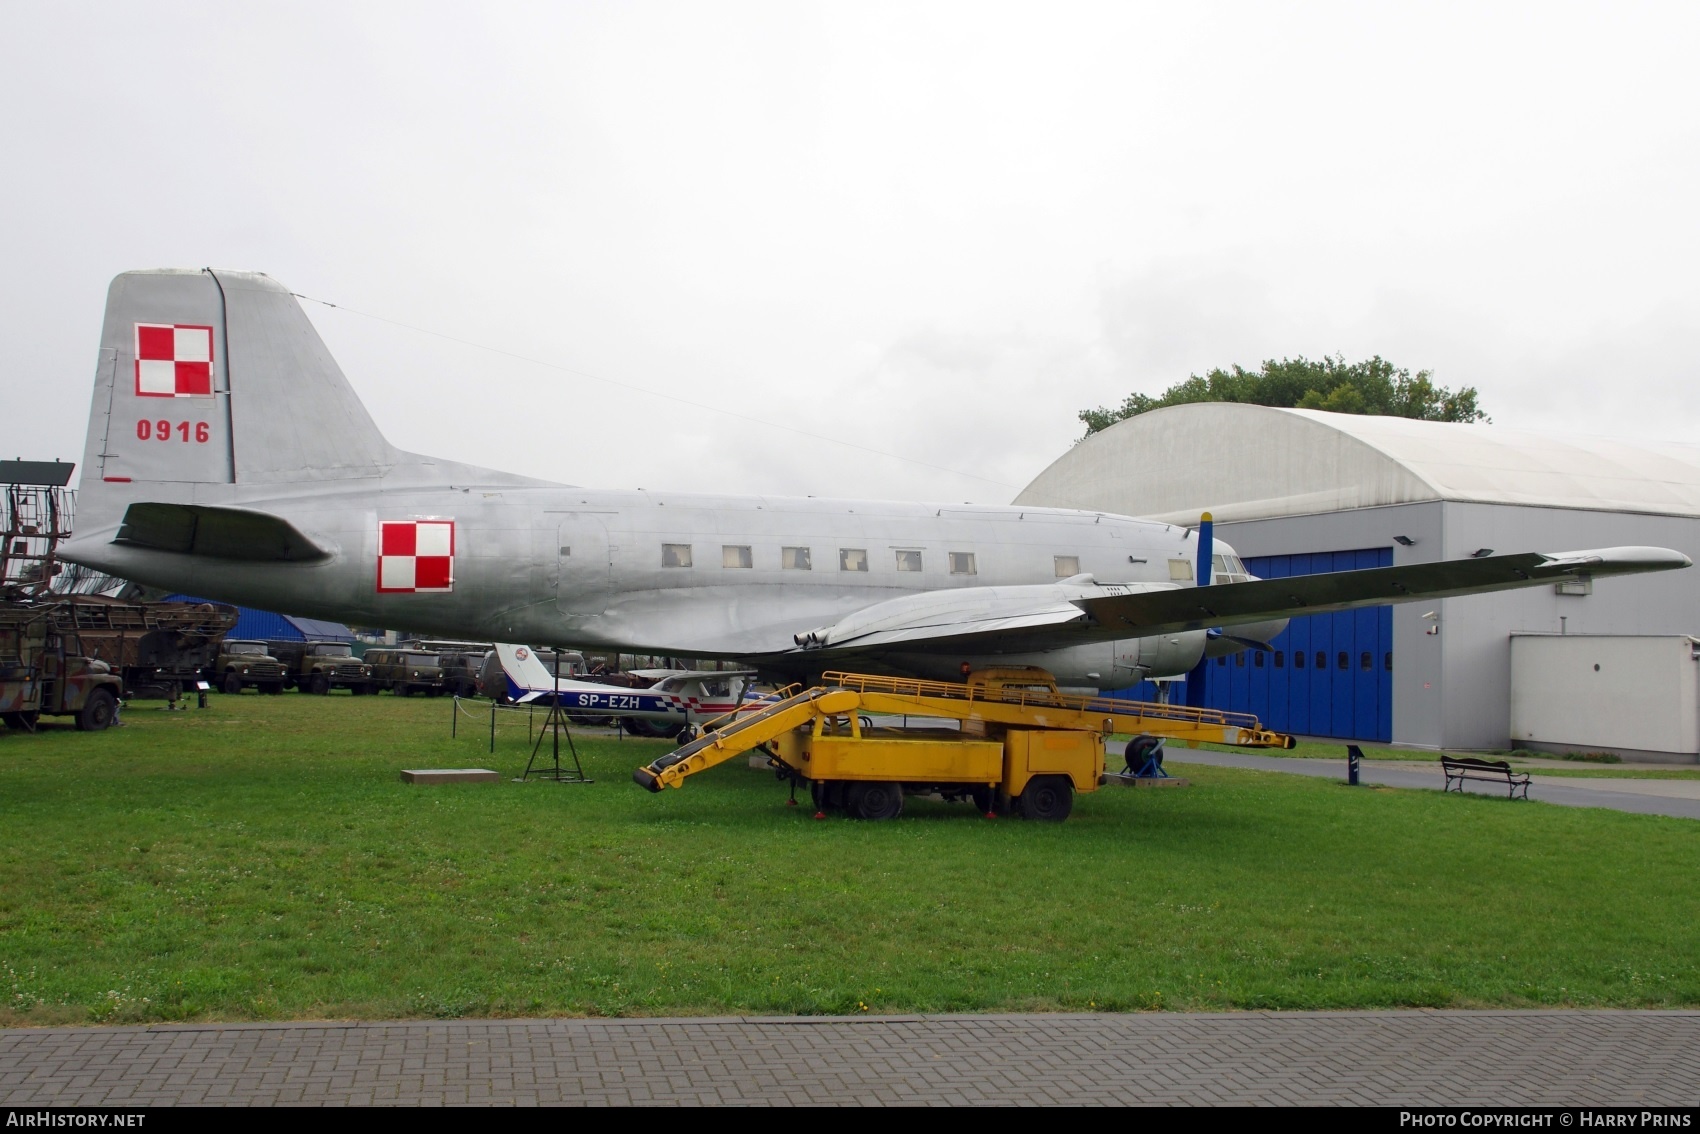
top-left (1441, 756), bottom-right (1531, 800)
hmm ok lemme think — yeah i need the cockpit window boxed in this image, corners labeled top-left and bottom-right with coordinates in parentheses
top-left (1212, 553), bottom-right (1252, 584)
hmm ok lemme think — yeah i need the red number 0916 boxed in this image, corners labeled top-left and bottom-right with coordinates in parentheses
top-left (136, 420), bottom-right (211, 443)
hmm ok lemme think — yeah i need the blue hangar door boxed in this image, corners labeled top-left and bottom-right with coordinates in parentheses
top-left (1184, 548), bottom-right (1394, 743)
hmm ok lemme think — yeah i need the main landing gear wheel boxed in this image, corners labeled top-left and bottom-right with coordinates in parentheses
top-left (1018, 775), bottom-right (1073, 822)
top-left (222, 673), bottom-right (243, 696)
top-left (846, 781), bottom-right (904, 821)
top-left (76, 688), bottom-right (118, 732)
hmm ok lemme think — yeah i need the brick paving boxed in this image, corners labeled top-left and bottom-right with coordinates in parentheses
top-left (2, 1010), bottom-right (1697, 1106)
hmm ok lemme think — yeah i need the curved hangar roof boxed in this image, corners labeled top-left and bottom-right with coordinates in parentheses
top-left (1015, 403), bottom-right (1700, 524)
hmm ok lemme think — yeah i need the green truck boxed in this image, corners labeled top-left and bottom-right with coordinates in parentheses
top-left (0, 604), bottom-right (126, 731)
top-left (211, 639), bottom-right (287, 694)
top-left (268, 639), bottom-right (374, 694)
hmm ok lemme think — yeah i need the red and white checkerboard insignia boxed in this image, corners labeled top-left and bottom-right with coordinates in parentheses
top-left (378, 520), bottom-right (455, 593)
top-left (134, 323), bottom-right (214, 398)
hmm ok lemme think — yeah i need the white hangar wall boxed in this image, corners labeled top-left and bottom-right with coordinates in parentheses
top-left (1016, 405), bottom-right (1700, 752)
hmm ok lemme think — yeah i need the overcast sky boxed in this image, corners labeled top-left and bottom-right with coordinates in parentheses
top-left (4, 1), bottom-right (1696, 504)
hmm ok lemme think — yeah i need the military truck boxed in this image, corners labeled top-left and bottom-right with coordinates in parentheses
top-left (366, 647), bottom-right (445, 696)
top-left (33, 596), bottom-right (236, 701)
top-left (211, 639), bottom-right (287, 694)
top-left (0, 604), bottom-right (126, 731)
top-left (269, 639), bottom-right (374, 695)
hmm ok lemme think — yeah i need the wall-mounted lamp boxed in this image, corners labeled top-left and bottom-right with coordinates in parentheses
top-left (1422, 610), bottom-right (1439, 636)
top-left (1470, 548), bottom-right (1495, 558)
top-left (1393, 535), bottom-right (1417, 547)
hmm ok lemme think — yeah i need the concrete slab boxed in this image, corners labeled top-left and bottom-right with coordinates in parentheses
top-left (399, 768), bottom-right (499, 785)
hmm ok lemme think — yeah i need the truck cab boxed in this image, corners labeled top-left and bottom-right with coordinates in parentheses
top-left (212, 640), bottom-right (286, 695)
top-left (368, 649), bottom-right (445, 696)
top-left (272, 640), bottom-right (374, 695)
top-left (0, 605), bottom-right (125, 731)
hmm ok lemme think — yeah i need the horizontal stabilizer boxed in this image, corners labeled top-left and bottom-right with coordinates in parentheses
top-left (114, 503), bottom-right (331, 563)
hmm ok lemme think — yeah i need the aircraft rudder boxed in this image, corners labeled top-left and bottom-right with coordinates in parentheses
top-left (77, 268), bottom-right (396, 508)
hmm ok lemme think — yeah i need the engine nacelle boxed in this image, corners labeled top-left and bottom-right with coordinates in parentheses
top-left (887, 630), bottom-right (1207, 693)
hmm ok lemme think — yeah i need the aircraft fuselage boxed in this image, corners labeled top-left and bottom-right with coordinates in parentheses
top-left (70, 478), bottom-right (1228, 683)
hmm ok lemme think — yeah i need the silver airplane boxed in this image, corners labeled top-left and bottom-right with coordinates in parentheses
top-left (59, 269), bottom-right (1691, 692)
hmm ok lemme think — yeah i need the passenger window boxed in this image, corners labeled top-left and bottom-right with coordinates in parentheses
top-left (1337, 651), bottom-right (1349, 670)
top-left (1360, 651), bottom-right (1372, 671)
top-left (1294, 651), bottom-right (1305, 669)
top-left (1274, 651), bottom-right (1284, 668)
top-left (1254, 651), bottom-right (1264, 668)
top-left (839, 548), bottom-right (868, 572)
top-left (1384, 652), bottom-right (1393, 672)
top-left (1216, 656), bottom-right (1227, 667)
top-left (782, 546), bottom-right (811, 570)
top-left (895, 550), bottom-right (923, 572)
top-left (1315, 651), bottom-right (1326, 670)
top-left (1054, 555), bottom-right (1080, 577)
top-left (722, 545), bottom-right (753, 569)
top-left (1168, 559), bottom-right (1193, 581)
top-left (949, 552), bottom-right (976, 575)
top-left (661, 543), bottom-right (692, 568)
top-left (1235, 653), bottom-right (1245, 667)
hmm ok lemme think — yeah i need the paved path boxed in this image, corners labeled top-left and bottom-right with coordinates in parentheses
top-left (2, 1010), bottom-right (1697, 1106)
top-left (1173, 752), bottom-right (1700, 821)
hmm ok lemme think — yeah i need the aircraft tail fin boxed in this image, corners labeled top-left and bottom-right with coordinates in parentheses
top-left (79, 269), bottom-right (397, 511)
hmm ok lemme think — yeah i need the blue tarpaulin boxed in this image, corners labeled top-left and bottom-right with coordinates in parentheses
top-left (162, 596), bottom-right (355, 643)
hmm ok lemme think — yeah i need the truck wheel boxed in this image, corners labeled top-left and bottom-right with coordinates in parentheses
top-left (846, 781), bottom-right (904, 821)
top-left (76, 688), bottom-right (118, 732)
top-left (222, 673), bottom-right (243, 696)
top-left (309, 674), bottom-right (331, 695)
top-left (350, 683), bottom-right (368, 696)
top-left (1018, 775), bottom-right (1073, 822)
top-left (3, 711), bottom-right (40, 731)
top-left (263, 683), bottom-right (284, 695)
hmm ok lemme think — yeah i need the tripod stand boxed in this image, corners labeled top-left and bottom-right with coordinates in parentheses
top-left (518, 664), bottom-right (593, 784)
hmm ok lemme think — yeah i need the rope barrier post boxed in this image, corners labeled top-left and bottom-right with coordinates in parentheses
top-left (451, 695), bottom-right (458, 739)
top-left (489, 698), bottom-right (496, 754)
top-left (1347, 744), bottom-right (1363, 786)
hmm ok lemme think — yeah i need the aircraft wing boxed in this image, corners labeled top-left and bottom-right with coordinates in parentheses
top-left (788, 545), bottom-right (1691, 655)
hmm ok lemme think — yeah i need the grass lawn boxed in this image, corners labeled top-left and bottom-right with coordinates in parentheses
top-left (3, 693), bottom-right (1698, 1025)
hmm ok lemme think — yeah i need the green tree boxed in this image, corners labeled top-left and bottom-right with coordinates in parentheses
top-left (1078, 355), bottom-right (1488, 436)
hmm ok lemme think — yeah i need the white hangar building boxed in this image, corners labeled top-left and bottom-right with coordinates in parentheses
top-left (1015, 404), bottom-right (1700, 754)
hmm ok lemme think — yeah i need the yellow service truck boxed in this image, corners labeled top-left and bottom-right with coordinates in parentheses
top-left (635, 668), bottom-right (1293, 821)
